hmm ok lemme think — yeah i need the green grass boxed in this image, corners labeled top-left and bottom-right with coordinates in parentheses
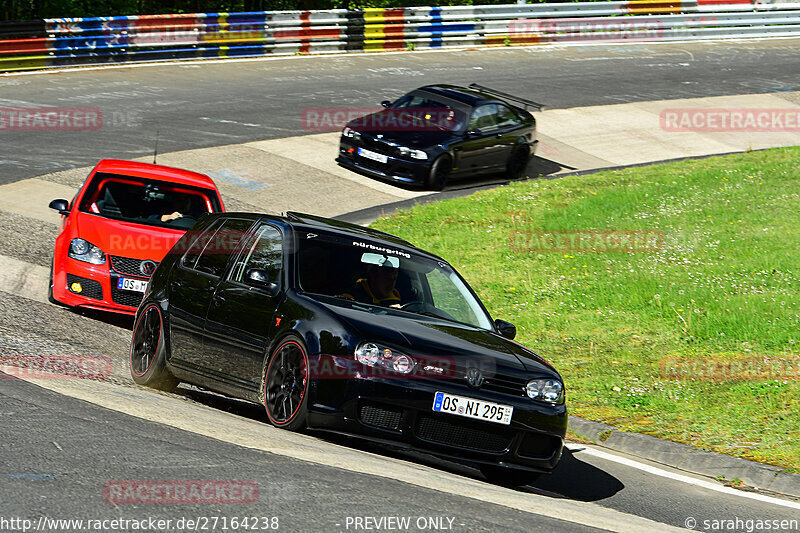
top-left (371, 147), bottom-right (800, 471)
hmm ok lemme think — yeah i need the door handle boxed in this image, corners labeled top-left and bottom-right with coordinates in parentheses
top-left (212, 295), bottom-right (226, 306)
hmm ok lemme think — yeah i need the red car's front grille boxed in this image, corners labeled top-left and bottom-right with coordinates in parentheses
top-left (109, 256), bottom-right (158, 278)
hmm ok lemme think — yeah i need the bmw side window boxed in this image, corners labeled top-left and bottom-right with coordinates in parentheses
top-left (193, 219), bottom-right (254, 278)
top-left (495, 105), bottom-right (521, 129)
top-left (230, 224), bottom-right (283, 286)
top-left (468, 105), bottom-right (499, 132)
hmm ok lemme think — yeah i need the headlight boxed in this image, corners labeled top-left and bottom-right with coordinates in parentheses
top-left (526, 379), bottom-right (564, 404)
top-left (397, 146), bottom-right (428, 160)
top-left (342, 127), bottom-right (359, 139)
top-left (355, 342), bottom-right (416, 374)
top-left (68, 238), bottom-right (106, 265)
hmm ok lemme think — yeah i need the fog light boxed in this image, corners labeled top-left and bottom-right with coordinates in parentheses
top-left (70, 282), bottom-right (83, 293)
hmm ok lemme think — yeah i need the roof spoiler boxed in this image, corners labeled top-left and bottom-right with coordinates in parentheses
top-left (468, 83), bottom-right (545, 112)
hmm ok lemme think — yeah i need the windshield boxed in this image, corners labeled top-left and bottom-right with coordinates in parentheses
top-left (78, 172), bottom-right (221, 229)
top-left (390, 91), bottom-right (467, 132)
top-left (296, 232), bottom-right (493, 329)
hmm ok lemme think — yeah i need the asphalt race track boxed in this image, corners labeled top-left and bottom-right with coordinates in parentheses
top-left (1, 40), bottom-right (800, 532)
top-left (2, 39), bottom-right (800, 184)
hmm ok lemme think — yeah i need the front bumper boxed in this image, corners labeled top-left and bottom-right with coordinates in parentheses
top-left (307, 366), bottom-right (567, 473)
top-left (337, 140), bottom-right (431, 186)
top-left (52, 257), bottom-right (148, 315)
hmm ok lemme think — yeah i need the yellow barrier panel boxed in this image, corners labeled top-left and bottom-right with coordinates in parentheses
top-left (627, 0), bottom-right (683, 14)
top-left (0, 54), bottom-right (51, 71)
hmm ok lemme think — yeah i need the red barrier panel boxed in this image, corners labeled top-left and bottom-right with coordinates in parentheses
top-left (0, 38), bottom-right (48, 56)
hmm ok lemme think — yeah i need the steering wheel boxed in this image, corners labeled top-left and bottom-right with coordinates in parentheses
top-left (400, 300), bottom-right (427, 312)
top-left (398, 301), bottom-right (458, 322)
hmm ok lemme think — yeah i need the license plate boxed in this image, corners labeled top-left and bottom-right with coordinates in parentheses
top-left (117, 278), bottom-right (148, 293)
top-left (357, 147), bottom-right (388, 164)
top-left (432, 392), bottom-right (513, 425)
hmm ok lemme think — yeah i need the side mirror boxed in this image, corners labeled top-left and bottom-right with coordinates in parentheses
top-left (495, 319), bottom-right (516, 340)
top-left (49, 199), bottom-right (70, 216)
top-left (245, 268), bottom-right (280, 297)
top-left (381, 100), bottom-right (391, 108)
top-left (465, 129), bottom-right (483, 138)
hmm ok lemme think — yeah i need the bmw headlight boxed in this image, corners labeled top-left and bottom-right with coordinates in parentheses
top-left (342, 126), bottom-right (359, 139)
top-left (397, 146), bottom-right (428, 160)
top-left (68, 238), bottom-right (106, 265)
top-left (355, 342), bottom-right (416, 374)
top-left (526, 379), bottom-right (564, 404)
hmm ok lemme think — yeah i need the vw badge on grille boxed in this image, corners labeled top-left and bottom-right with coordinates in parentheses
top-left (465, 367), bottom-right (484, 389)
top-left (140, 260), bottom-right (157, 276)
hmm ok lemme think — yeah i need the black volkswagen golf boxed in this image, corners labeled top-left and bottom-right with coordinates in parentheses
top-left (336, 84), bottom-right (542, 190)
top-left (130, 211), bottom-right (567, 485)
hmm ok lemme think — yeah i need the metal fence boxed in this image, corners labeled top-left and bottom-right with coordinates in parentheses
top-left (2, 1), bottom-right (799, 72)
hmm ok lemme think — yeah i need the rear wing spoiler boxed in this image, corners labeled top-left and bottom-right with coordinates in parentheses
top-left (469, 83), bottom-right (545, 112)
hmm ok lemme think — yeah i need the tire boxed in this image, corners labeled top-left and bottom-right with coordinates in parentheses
top-left (130, 304), bottom-right (178, 391)
top-left (506, 145), bottom-right (531, 180)
top-left (480, 465), bottom-right (541, 487)
top-left (426, 155), bottom-right (451, 191)
top-left (261, 336), bottom-right (309, 431)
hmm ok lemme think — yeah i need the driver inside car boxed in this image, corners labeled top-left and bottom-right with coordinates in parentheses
top-left (342, 263), bottom-right (402, 307)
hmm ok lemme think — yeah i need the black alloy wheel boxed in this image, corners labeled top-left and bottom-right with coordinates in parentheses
top-left (130, 304), bottom-right (177, 391)
top-left (263, 338), bottom-right (309, 430)
top-left (427, 155), bottom-right (451, 190)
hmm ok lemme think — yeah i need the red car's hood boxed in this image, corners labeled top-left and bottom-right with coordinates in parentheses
top-left (74, 212), bottom-right (186, 261)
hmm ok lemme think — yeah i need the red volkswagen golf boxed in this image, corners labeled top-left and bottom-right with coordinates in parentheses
top-left (48, 159), bottom-right (225, 315)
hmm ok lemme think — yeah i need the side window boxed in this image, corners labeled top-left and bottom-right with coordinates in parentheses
top-left (230, 224), bottom-right (283, 285)
top-left (468, 104), bottom-right (499, 132)
top-left (495, 104), bottom-right (521, 128)
top-left (180, 218), bottom-right (225, 270)
top-left (193, 218), bottom-right (254, 278)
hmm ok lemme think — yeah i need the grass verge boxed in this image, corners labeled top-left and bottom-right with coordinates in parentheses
top-left (371, 147), bottom-right (800, 472)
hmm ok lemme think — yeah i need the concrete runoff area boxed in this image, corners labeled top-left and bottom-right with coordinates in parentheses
top-left (3, 90), bottom-right (800, 226)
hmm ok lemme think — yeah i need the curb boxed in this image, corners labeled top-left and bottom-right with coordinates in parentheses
top-left (335, 149), bottom-right (767, 226)
top-left (568, 416), bottom-right (800, 499)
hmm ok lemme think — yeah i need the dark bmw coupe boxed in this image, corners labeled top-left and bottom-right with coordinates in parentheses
top-left (336, 84), bottom-right (543, 190)
top-left (130, 211), bottom-right (567, 485)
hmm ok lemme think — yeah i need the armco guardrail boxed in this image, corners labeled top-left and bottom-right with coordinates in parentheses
top-left (1, 1), bottom-right (799, 72)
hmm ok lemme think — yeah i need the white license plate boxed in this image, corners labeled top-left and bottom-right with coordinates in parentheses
top-left (117, 277), bottom-right (148, 293)
top-left (432, 391), bottom-right (513, 425)
top-left (357, 147), bottom-right (388, 164)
